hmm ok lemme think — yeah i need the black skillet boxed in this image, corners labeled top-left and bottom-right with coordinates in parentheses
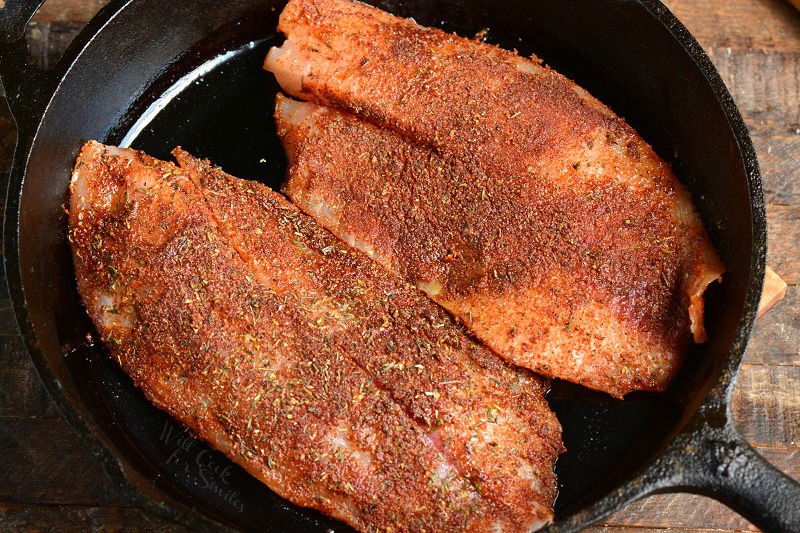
top-left (2, 0), bottom-right (799, 531)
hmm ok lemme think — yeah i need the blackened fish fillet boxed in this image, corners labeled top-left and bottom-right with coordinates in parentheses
top-left (265, 0), bottom-right (725, 398)
top-left (69, 141), bottom-right (563, 532)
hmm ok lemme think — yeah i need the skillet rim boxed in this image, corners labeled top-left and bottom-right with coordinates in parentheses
top-left (2, 1), bottom-right (235, 529)
top-left (1, 0), bottom-right (767, 530)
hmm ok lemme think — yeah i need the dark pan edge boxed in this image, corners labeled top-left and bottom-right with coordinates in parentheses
top-left (1, 0), bottom-right (240, 530)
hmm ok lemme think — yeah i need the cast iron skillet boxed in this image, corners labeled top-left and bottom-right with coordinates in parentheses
top-left (2, 0), bottom-right (799, 531)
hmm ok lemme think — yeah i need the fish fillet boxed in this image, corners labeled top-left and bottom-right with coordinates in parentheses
top-left (266, 0), bottom-right (725, 398)
top-left (69, 141), bottom-right (563, 532)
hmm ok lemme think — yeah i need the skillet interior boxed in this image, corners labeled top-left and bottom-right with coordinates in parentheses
top-left (11, 0), bottom-right (759, 529)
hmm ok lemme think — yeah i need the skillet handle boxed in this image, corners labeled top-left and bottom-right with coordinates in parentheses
top-left (668, 425), bottom-right (800, 533)
top-left (0, 0), bottom-right (50, 131)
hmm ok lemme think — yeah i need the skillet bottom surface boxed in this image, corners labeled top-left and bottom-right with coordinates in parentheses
top-left (55, 37), bottom-right (687, 528)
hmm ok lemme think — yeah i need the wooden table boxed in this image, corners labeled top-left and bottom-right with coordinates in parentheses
top-left (1, 0), bottom-right (797, 530)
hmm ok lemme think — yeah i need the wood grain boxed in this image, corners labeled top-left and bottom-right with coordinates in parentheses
top-left (732, 365), bottom-right (800, 447)
top-left (584, 524), bottom-right (756, 533)
top-left (0, 503), bottom-right (185, 532)
top-left (0, 336), bottom-right (58, 418)
top-left (24, 21), bottom-right (87, 70)
top-left (662, 0), bottom-right (800, 51)
top-left (747, 286), bottom-right (800, 366)
top-left (766, 204), bottom-right (800, 285)
top-left (708, 49), bottom-right (800, 126)
top-left (0, 418), bottom-right (126, 505)
top-left (29, 0), bottom-right (109, 23)
top-left (748, 122), bottom-right (800, 206)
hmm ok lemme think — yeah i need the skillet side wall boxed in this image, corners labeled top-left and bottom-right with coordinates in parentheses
top-left (7, 0), bottom-right (762, 529)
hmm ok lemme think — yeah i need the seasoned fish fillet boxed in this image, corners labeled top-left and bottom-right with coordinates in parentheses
top-left (266, 0), bottom-right (725, 398)
top-left (275, 91), bottom-right (723, 399)
top-left (69, 141), bottom-right (563, 532)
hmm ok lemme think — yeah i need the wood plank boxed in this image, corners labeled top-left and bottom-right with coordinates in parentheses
top-left (766, 204), bottom-right (800, 286)
top-left (0, 336), bottom-right (58, 417)
top-left (663, 0), bottom-right (800, 51)
top-left (25, 0), bottom-right (800, 55)
top-left (746, 286), bottom-right (800, 366)
top-left (748, 121), bottom-right (800, 206)
top-left (732, 365), bottom-right (800, 447)
top-left (603, 494), bottom-right (756, 531)
top-left (0, 503), bottom-right (185, 532)
top-left (599, 448), bottom-right (798, 531)
top-left (29, 0), bottom-right (109, 24)
top-left (583, 525), bottom-right (752, 533)
top-left (24, 21), bottom-right (87, 70)
top-left (707, 48), bottom-right (800, 126)
top-left (0, 418), bottom-right (126, 506)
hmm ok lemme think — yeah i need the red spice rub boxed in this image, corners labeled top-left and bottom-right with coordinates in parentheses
top-left (69, 141), bottom-right (563, 532)
top-left (275, 92), bottom-right (723, 398)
